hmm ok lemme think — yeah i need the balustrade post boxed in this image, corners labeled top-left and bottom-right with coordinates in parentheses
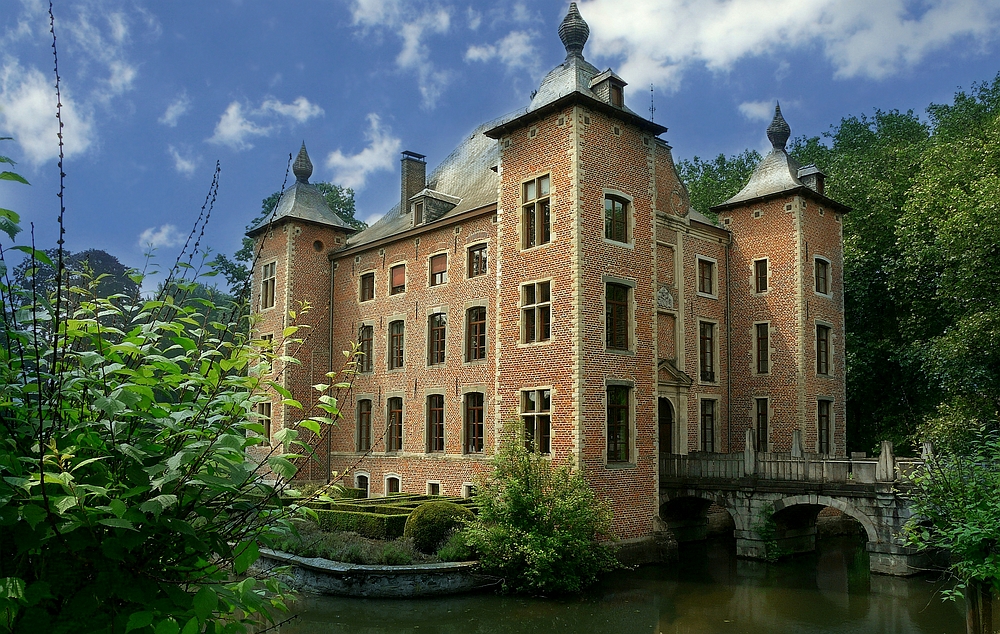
top-left (744, 427), bottom-right (756, 476)
top-left (876, 440), bottom-right (896, 482)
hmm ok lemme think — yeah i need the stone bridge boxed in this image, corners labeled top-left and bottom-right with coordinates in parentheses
top-left (658, 432), bottom-right (931, 575)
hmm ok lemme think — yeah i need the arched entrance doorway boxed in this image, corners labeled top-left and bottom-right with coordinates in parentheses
top-left (659, 397), bottom-right (674, 455)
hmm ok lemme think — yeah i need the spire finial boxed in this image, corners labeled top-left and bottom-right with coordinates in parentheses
top-left (558, 2), bottom-right (589, 59)
top-left (767, 102), bottom-right (790, 150)
top-left (293, 142), bottom-right (313, 183)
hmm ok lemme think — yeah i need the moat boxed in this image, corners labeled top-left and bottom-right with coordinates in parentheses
top-left (276, 536), bottom-right (966, 633)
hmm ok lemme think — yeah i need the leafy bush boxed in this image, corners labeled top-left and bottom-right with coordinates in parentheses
top-left (404, 501), bottom-right (475, 554)
top-left (271, 521), bottom-right (422, 565)
top-left (435, 530), bottom-right (474, 562)
top-left (0, 138), bottom-right (350, 633)
top-left (462, 436), bottom-right (618, 594)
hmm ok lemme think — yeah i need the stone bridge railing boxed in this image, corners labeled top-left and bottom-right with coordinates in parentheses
top-left (660, 432), bottom-right (924, 485)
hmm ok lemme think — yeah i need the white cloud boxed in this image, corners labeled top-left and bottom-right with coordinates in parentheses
top-left (326, 114), bottom-right (401, 190)
top-left (467, 7), bottom-right (482, 30)
top-left (738, 100), bottom-right (776, 122)
top-left (168, 145), bottom-right (198, 176)
top-left (260, 97), bottom-right (324, 123)
top-left (62, 7), bottom-right (139, 103)
top-left (578, 0), bottom-right (1000, 90)
top-left (206, 97), bottom-right (324, 151)
top-left (207, 102), bottom-right (271, 151)
top-left (465, 30), bottom-right (540, 75)
top-left (0, 62), bottom-right (94, 165)
top-left (138, 224), bottom-right (185, 249)
top-left (159, 92), bottom-right (191, 127)
top-left (349, 1), bottom-right (452, 109)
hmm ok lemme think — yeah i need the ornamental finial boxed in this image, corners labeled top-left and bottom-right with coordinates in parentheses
top-left (558, 3), bottom-right (589, 59)
top-left (293, 142), bottom-right (313, 183)
top-left (767, 103), bottom-right (791, 150)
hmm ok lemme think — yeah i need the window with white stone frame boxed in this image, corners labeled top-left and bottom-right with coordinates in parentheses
top-left (522, 175), bottom-right (551, 249)
top-left (522, 388), bottom-right (551, 454)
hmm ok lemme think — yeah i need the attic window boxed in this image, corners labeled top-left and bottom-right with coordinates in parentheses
top-left (529, 127), bottom-right (538, 138)
top-left (413, 201), bottom-right (424, 225)
top-left (610, 84), bottom-right (623, 107)
top-left (613, 125), bottom-right (621, 136)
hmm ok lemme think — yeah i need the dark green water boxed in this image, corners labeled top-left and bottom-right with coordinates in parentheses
top-left (277, 537), bottom-right (966, 633)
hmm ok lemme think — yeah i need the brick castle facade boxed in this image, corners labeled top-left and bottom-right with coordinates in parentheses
top-left (247, 3), bottom-right (848, 542)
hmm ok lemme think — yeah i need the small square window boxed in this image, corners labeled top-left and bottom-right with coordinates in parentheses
top-left (390, 264), bottom-right (406, 295)
top-left (430, 254), bottom-right (448, 286)
top-left (360, 272), bottom-right (375, 301)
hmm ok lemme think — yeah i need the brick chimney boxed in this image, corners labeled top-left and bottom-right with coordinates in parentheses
top-left (400, 151), bottom-right (426, 214)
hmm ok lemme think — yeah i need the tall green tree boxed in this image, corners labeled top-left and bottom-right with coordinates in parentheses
top-left (676, 150), bottom-right (760, 218)
top-left (11, 248), bottom-right (140, 307)
top-left (214, 182), bottom-right (364, 295)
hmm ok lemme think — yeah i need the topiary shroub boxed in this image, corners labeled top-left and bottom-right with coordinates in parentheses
top-left (403, 501), bottom-right (474, 554)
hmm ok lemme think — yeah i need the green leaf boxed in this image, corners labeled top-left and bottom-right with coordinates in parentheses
top-left (153, 617), bottom-right (180, 634)
top-left (180, 617), bottom-right (200, 634)
top-left (192, 585), bottom-right (218, 620)
top-left (232, 540), bottom-right (259, 575)
top-left (99, 517), bottom-right (136, 530)
top-left (0, 578), bottom-right (26, 601)
top-left (126, 612), bottom-right (155, 633)
top-left (20, 504), bottom-right (46, 529)
top-left (298, 419), bottom-right (321, 435)
top-left (267, 456), bottom-right (297, 480)
top-left (0, 171), bottom-right (29, 185)
top-left (109, 498), bottom-right (127, 518)
top-left (52, 495), bottom-right (77, 514)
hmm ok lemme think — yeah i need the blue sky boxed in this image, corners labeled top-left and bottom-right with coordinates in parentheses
top-left (2, 0), bottom-right (999, 278)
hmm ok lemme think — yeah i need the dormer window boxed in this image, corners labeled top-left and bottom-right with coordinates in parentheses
top-left (610, 83), bottom-right (623, 107)
top-left (413, 200), bottom-right (424, 225)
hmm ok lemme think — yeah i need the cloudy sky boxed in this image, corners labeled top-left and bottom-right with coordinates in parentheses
top-left (1, 0), bottom-right (998, 276)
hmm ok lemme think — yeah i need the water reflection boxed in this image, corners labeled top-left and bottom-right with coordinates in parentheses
top-left (277, 536), bottom-right (963, 634)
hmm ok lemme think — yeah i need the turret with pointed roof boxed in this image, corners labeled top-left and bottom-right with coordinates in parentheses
top-left (247, 143), bottom-right (359, 237)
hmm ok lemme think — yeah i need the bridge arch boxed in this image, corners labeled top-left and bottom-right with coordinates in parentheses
top-left (658, 489), bottom-right (748, 534)
top-left (771, 495), bottom-right (878, 544)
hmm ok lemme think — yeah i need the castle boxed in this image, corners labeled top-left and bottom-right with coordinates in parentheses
top-left (247, 3), bottom-right (848, 542)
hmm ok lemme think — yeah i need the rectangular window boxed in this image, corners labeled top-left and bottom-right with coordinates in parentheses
top-left (522, 175), bottom-right (551, 249)
top-left (357, 399), bottom-right (372, 452)
top-left (754, 259), bottom-right (768, 293)
top-left (818, 400), bottom-right (831, 454)
top-left (610, 83), bottom-right (623, 108)
top-left (815, 258), bottom-right (830, 295)
top-left (817, 324), bottom-right (831, 375)
top-left (414, 201), bottom-right (423, 225)
top-left (468, 243), bottom-right (488, 278)
top-left (465, 392), bottom-right (484, 454)
top-left (360, 272), bottom-right (375, 301)
top-left (256, 401), bottom-right (272, 441)
top-left (389, 320), bottom-right (405, 370)
top-left (358, 325), bottom-right (373, 373)
top-left (699, 322), bottom-right (715, 382)
top-left (258, 333), bottom-right (274, 375)
top-left (755, 323), bottom-right (769, 374)
top-left (521, 281), bottom-right (551, 343)
top-left (606, 385), bottom-right (630, 462)
top-left (386, 476), bottom-right (400, 494)
top-left (700, 399), bottom-right (715, 453)
top-left (755, 398), bottom-right (768, 451)
top-left (428, 313), bottom-right (446, 365)
top-left (430, 253), bottom-right (448, 286)
top-left (522, 389), bottom-right (551, 454)
top-left (390, 264), bottom-right (406, 295)
top-left (427, 394), bottom-right (444, 453)
top-left (260, 261), bottom-right (276, 310)
top-left (466, 306), bottom-right (487, 361)
top-left (604, 195), bottom-right (628, 243)
top-left (698, 258), bottom-right (714, 295)
top-left (427, 482), bottom-right (440, 496)
top-left (605, 283), bottom-right (630, 350)
top-left (386, 397), bottom-right (403, 452)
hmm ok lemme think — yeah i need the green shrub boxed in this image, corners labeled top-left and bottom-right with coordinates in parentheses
top-left (315, 509), bottom-right (408, 539)
top-left (404, 501), bottom-right (475, 553)
top-left (436, 531), bottom-right (474, 562)
top-left (462, 435), bottom-right (618, 594)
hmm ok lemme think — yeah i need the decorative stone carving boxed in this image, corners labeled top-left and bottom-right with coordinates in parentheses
top-left (657, 286), bottom-right (674, 310)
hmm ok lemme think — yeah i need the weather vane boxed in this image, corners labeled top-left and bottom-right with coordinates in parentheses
top-left (649, 84), bottom-right (656, 122)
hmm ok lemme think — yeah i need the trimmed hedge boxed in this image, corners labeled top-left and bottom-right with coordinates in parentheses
top-left (404, 501), bottom-right (475, 553)
top-left (315, 509), bottom-right (409, 540)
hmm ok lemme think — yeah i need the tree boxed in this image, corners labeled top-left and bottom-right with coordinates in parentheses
top-left (676, 150), bottom-right (760, 218)
top-left (214, 182), bottom-right (365, 295)
top-left (11, 248), bottom-right (140, 307)
top-left (462, 433), bottom-right (617, 594)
